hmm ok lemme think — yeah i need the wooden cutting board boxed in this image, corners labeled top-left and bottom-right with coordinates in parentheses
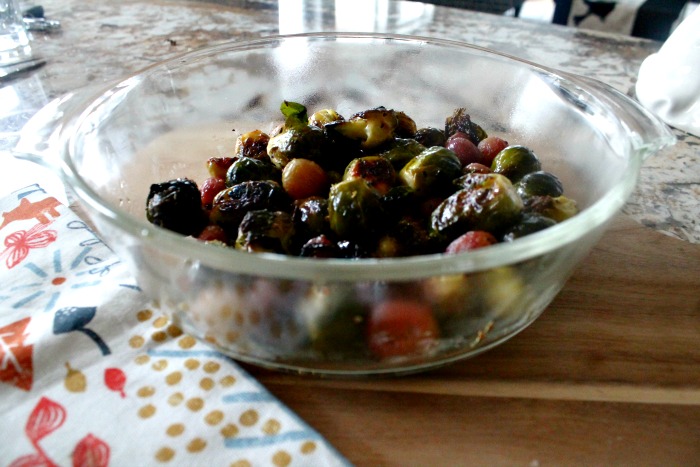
top-left (250, 214), bottom-right (700, 465)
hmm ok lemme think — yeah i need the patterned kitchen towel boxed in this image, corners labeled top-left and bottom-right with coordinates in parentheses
top-left (0, 183), bottom-right (350, 467)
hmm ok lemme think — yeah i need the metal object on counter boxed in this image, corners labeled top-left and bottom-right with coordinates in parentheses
top-left (23, 17), bottom-right (61, 31)
top-left (23, 5), bottom-right (61, 31)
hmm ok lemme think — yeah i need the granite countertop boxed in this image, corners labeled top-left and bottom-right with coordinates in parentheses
top-left (3, 0), bottom-right (698, 243)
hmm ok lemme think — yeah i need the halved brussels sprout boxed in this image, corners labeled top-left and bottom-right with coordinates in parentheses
top-left (235, 210), bottom-right (295, 254)
top-left (309, 108), bottom-right (345, 128)
top-left (343, 156), bottom-right (396, 195)
top-left (325, 107), bottom-right (399, 150)
top-left (524, 195), bottom-right (578, 222)
top-left (431, 173), bottom-right (523, 238)
top-left (233, 129), bottom-right (270, 160)
top-left (210, 180), bottom-right (290, 235)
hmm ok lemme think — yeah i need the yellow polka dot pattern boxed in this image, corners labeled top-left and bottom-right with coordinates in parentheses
top-left (131, 308), bottom-right (323, 465)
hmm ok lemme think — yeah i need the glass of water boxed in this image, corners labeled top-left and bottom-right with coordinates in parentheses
top-left (1, 0), bottom-right (31, 65)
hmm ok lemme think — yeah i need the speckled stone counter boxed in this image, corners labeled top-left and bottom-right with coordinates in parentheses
top-left (2, 0), bottom-right (698, 242)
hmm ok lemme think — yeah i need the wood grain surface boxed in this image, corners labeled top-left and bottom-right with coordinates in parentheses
top-left (248, 214), bottom-right (700, 465)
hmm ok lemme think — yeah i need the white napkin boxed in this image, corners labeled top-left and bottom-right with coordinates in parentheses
top-left (0, 183), bottom-right (350, 466)
top-left (635, 6), bottom-right (700, 137)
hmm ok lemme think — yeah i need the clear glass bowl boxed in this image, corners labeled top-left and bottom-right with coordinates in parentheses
top-left (16, 33), bottom-right (675, 376)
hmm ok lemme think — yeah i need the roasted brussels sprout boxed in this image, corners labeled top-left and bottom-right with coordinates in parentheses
top-left (299, 286), bottom-right (369, 356)
top-left (515, 171), bottom-right (564, 199)
top-left (395, 110), bottom-right (418, 138)
top-left (343, 156), bottom-right (396, 195)
top-left (233, 129), bottom-right (270, 160)
top-left (491, 145), bottom-right (542, 183)
top-left (445, 107), bottom-right (488, 144)
top-left (308, 108), bottom-right (345, 128)
top-left (299, 234), bottom-right (340, 258)
top-left (234, 210), bottom-right (294, 254)
top-left (379, 138), bottom-right (426, 170)
top-left (380, 216), bottom-right (436, 257)
top-left (146, 178), bottom-right (206, 236)
top-left (398, 147), bottom-right (462, 197)
top-left (328, 178), bottom-right (383, 240)
top-left (267, 125), bottom-right (327, 170)
top-left (325, 107), bottom-right (399, 150)
top-left (210, 180), bottom-right (290, 235)
top-left (226, 156), bottom-right (280, 187)
top-left (414, 127), bottom-right (446, 147)
top-left (380, 185), bottom-right (416, 221)
top-left (502, 213), bottom-right (557, 241)
top-left (266, 101), bottom-right (327, 169)
top-left (431, 173), bottom-right (523, 238)
top-left (524, 195), bottom-right (578, 222)
top-left (292, 196), bottom-right (330, 241)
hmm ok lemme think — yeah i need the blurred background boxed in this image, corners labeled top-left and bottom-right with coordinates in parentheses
top-left (419, 0), bottom-right (699, 40)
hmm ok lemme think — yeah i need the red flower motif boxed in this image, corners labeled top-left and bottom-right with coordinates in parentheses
top-left (1, 223), bottom-right (58, 269)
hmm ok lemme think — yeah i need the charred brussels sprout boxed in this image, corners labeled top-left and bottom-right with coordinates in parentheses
top-left (502, 213), bottom-right (557, 241)
top-left (515, 171), bottom-right (564, 199)
top-left (381, 185), bottom-right (416, 221)
top-left (146, 178), bottom-right (206, 236)
top-left (524, 195), bottom-right (578, 222)
top-left (309, 109), bottom-right (345, 128)
top-left (234, 210), bottom-right (294, 254)
top-left (299, 234), bottom-right (339, 258)
top-left (343, 156), bottom-right (396, 195)
top-left (491, 145), bottom-right (542, 183)
top-left (445, 108), bottom-right (487, 144)
top-left (328, 178), bottom-right (383, 240)
top-left (395, 111), bottom-right (418, 138)
top-left (381, 216), bottom-right (437, 257)
top-left (226, 156), bottom-right (280, 187)
top-left (210, 180), bottom-right (290, 235)
top-left (414, 127), bottom-right (446, 147)
top-left (431, 173), bottom-right (523, 238)
top-left (380, 138), bottom-right (426, 170)
top-left (292, 196), bottom-right (330, 241)
top-left (266, 101), bottom-right (327, 169)
top-left (398, 147), bottom-right (462, 197)
top-left (234, 130), bottom-right (270, 160)
top-left (325, 107), bottom-right (398, 150)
